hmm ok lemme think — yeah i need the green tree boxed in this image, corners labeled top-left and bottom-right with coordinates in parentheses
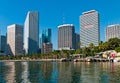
top-left (89, 43), bottom-right (95, 56)
top-left (75, 49), bottom-right (82, 54)
top-left (115, 47), bottom-right (120, 52)
top-left (107, 38), bottom-right (120, 50)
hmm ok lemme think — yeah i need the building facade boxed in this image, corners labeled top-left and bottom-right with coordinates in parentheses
top-left (7, 24), bottom-right (23, 55)
top-left (80, 10), bottom-right (100, 47)
top-left (0, 31), bottom-right (7, 55)
top-left (0, 30), bottom-right (2, 51)
top-left (1, 35), bottom-right (6, 53)
top-left (42, 28), bottom-right (51, 43)
top-left (42, 43), bottom-right (52, 54)
top-left (75, 33), bottom-right (80, 49)
top-left (24, 11), bottom-right (39, 55)
top-left (106, 24), bottom-right (120, 41)
top-left (58, 24), bottom-right (75, 50)
top-left (41, 28), bottom-right (52, 54)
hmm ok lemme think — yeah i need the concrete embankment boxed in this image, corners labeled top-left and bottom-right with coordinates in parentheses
top-left (0, 59), bottom-right (61, 62)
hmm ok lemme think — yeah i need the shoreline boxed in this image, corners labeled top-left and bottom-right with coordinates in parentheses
top-left (0, 58), bottom-right (118, 62)
top-left (0, 59), bottom-right (61, 62)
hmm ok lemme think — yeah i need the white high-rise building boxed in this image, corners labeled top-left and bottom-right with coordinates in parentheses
top-left (80, 10), bottom-right (100, 47)
top-left (7, 24), bottom-right (23, 55)
top-left (106, 24), bottom-right (120, 41)
top-left (24, 11), bottom-right (39, 54)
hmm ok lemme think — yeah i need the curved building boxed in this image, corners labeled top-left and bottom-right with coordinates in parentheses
top-left (58, 24), bottom-right (75, 50)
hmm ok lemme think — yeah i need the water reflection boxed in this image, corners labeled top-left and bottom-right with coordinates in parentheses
top-left (21, 62), bottom-right (30, 83)
top-left (4, 62), bottom-right (16, 83)
top-left (0, 62), bottom-right (120, 83)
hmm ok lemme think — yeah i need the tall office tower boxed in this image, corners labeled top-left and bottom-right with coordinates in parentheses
top-left (0, 30), bottom-right (1, 51)
top-left (41, 28), bottom-right (52, 54)
top-left (24, 11), bottom-right (39, 55)
top-left (75, 33), bottom-right (80, 49)
top-left (106, 24), bottom-right (120, 41)
top-left (80, 10), bottom-right (100, 47)
top-left (7, 24), bottom-right (23, 55)
top-left (42, 28), bottom-right (51, 43)
top-left (1, 35), bottom-right (6, 53)
top-left (58, 24), bottom-right (75, 50)
top-left (0, 31), bottom-right (7, 55)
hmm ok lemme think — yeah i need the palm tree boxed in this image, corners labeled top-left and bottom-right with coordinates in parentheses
top-left (89, 43), bottom-right (95, 56)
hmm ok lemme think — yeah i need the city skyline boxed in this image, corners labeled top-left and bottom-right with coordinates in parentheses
top-left (1, 0), bottom-right (120, 49)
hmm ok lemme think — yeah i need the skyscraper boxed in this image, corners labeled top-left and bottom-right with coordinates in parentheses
top-left (75, 33), bottom-right (80, 49)
top-left (0, 30), bottom-right (2, 51)
top-left (41, 28), bottom-right (52, 54)
top-left (24, 11), bottom-right (39, 55)
top-left (7, 24), bottom-right (23, 55)
top-left (1, 35), bottom-right (6, 53)
top-left (58, 24), bottom-right (75, 50)
top-left (42, 43), bottom-right (53, 54)
top-left (80, 10), bottom-right (100, 47)
top-left (42, 28), bottom-right (51, 43)
top-left (0, 31), bottom-right (6, 55)
top-left (106, 24), bottom-right (120, 41)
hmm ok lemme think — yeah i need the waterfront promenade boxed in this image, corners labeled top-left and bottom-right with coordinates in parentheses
top-left (0, 59), bottom-right (61, 62)
top-left (0, 58), bottom-right (110, 62)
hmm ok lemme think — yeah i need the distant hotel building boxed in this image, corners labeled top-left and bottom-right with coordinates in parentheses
top-left (41, 28), bottom-right (52, 54)
top-left (106, 24), bottom-right (120, 41)
top-left (80, 10), bottom-right (100, 47)
top-left (58, 24), bottom-right (76, 50)
top-left (24, 11), bottom-right (39, 55)
top-left (7, 24), bottom-right (23, 55)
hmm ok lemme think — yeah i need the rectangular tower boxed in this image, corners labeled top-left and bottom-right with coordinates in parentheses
top-left (7, 24), bottom-right (23, 55)
top-left (24, 11), bottom-right (39, 55)
top-left (41, 28), bottom-right (52, 54)
top-left (80, 10), bottom-right (100, 47)
top-left (106, 24), bottom-right (120, 41)
top-left (75, 33), bottom-right (80, 49)
top-left (1, 35), bottom-right (6, 53)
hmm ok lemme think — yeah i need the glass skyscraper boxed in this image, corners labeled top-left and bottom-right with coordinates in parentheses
top-left (0, 31), bottom-right (6, 55)
top-left (80, 10), bottom-right (100, 47)
top-left (24, 11), bottom-right (39, 55)
top-left (42, 28), bottom-right (51, 43)
top-left (41, 28), bottom-right (52, 54)
top-left (75, 33), bottom-right (80, 49)
top-left (1, 35), bottom-right (6, 53)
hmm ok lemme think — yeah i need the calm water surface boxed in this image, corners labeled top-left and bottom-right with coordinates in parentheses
top-left (0, 61), bottom-right (120, 83)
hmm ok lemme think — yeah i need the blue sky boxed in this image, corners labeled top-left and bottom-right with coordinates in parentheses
top-left (0, 0), bottom-right (120, 49)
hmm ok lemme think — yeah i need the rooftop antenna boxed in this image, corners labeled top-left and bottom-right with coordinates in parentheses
top-left (62, 13), bottom-right (65, 24)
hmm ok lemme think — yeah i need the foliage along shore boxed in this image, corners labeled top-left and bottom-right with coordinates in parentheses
top-left (0, 38), bottom-right (120, 60)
